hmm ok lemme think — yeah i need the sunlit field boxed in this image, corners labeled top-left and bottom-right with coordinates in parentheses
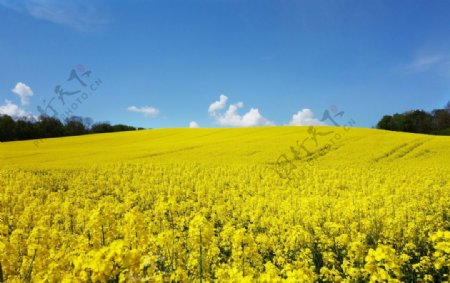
top-left (0, 127), bottom-right (449, 282)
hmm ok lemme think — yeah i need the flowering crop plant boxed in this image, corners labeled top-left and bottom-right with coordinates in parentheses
top-left (0, 127), bottom-right (449, 282)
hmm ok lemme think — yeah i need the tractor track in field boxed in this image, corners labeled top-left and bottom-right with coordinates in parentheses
top-left (302, 144), bottom-right (342, 162)
top-left (138, 145), bottom-right (202, 158)
top-left (373, 138), bottom-right (432, 162)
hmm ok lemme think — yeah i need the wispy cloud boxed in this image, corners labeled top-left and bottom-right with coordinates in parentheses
top-left (127, 106), bottom-right (160, 117)
top-left (208, 95), bottom-right (274, 127)
top-left (0, 0), bottom-right (108, 31)
top-left (405, 53), bottom-right (450, 75)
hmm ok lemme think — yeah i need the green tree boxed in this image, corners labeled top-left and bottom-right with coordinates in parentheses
top-left (432, 109), bottom-right (450, 131)
top-left (90, 122), bottom-right (113, 133)
top-left (0, 115), bottom-right (16, 141)
top-left (377, 115), bottom-right (394, 130)
top-left (16, 119), bottom-right (37, 140)
top-left (65, 116), bottom-right (87, 136)
top-left (36, 116), bottom-right (65, 138)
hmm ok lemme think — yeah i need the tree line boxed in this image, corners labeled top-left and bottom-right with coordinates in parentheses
top-left (376, 101), bottom-right (450, 135)
top-left (0, 115), bottom-right (144, 142)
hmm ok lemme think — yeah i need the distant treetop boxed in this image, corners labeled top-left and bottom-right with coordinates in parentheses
top-left (376, 101), bottom-right (450, 135)
top-left (0, 115), bottom-right (144, 142)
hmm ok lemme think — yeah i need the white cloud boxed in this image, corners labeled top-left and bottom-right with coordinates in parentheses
top-left (208, 94), bottom-right (228, 113)
top-left (0, 0), bottom-right (108, 31)
top-left (0, 100), bottom-right (34, 119)
top-left (208, 95), bottom-right (274, 127)
top-left (11, 82), bottom-right (33, 105)
top-left (127, 106), bottom-right (160, 117)
top-left (189, 121), bottom-right (200, 128)
top-left (288, 109), bottom-right (326, 126)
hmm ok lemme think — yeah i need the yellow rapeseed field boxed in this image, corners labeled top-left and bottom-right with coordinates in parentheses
top-left (0, 126), bottom-right (449, 282)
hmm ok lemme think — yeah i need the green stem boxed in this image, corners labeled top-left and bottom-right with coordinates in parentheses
top-left (24, 248), bottom-right (37, 283)
top-left (0, 261), bottom-right (4, 283)
top-left (242, 244), bottom-right (245, 277)
top-left (199, 229), bottom-right (203, 283)
top-left (101, 225), bottom-right (105, 246)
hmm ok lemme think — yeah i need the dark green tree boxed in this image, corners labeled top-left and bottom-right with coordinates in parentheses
top-left (0, 115), bottom-right (16, 141)
top-left (111, 124), bottom-right (136, 132)
top-left (90, 122), bottom-right (113, 133)
top-left (403, 110), bottom-right (434, 133)
top-left (432, 109), bottom-right (450, 131)
top-left (64, 116), bottom-right (87, 136)
top-left (36, 116), bottom-right (65, 138)
top-left (377, 115), bottom-right (394, 130)
top-left (16, 119), bottom-right (37, 140)
top-left (377, 102), bottom-right (450, 135)
top-left (1, 115), bottom-right (141, 141)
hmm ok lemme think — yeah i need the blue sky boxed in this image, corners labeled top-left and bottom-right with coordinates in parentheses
top-left (0, 0), bottom-right (449, 128)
